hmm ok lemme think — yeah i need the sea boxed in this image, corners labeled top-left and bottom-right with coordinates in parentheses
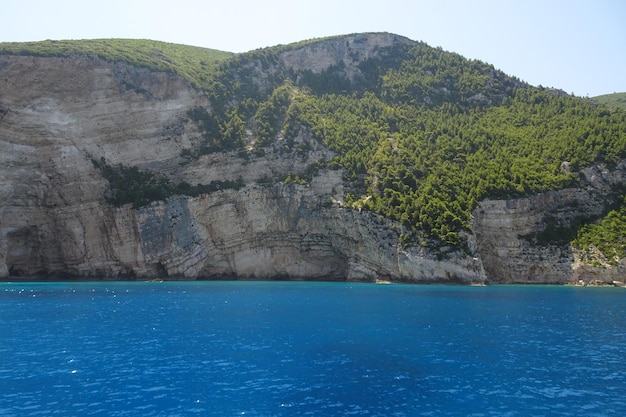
top-left (0, 281), bottom-right (624, 417)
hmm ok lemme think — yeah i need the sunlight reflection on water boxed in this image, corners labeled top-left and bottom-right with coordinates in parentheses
top-left (0, 282), bottom-right (625, 416)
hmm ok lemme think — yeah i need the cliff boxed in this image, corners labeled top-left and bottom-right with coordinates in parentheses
top-left (0, 34), bottom-right (624, 283)
top-left (0, 49), bottom-right (480, 283)
top-left (473, 162), bottom-right (626, 284)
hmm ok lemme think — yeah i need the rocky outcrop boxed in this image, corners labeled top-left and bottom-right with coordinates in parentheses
top-left (0, 54), bottom-right (200, 277)
top-left (0, 37), bottom-right (624, 283)
top-left (281, 32), bottom-right (413, 79)
top-left (472, 162), bottom-right (626, 284)
top-left (0, 51), bottom-right (485, 283)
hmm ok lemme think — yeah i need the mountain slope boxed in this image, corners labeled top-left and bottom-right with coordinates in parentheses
top-left (594, 92), bottom-right (626, 110)
top-left (0, 33), bottom-right (624, 283)
top-left (0, 38), bottom-right (233, 88)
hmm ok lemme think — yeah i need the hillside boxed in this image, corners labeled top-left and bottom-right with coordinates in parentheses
top-left (0, 33), bottom-right (625, 283)
top-left (594, 92), bottom-right (626, 110)
top-left (0, 38), bottom-right (233, 88)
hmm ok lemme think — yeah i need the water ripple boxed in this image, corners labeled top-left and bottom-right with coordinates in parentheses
top-left (0, 282), bottom-right (624, 416)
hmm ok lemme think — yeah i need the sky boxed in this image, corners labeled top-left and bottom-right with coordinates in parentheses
top-left (1, 0), bottom-right (624, 97)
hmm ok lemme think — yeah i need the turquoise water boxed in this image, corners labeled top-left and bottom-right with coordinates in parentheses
top-left (1, 281), bottom-right (625, 416)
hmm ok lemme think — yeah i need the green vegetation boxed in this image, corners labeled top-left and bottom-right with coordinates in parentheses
top-left (185, 107), bottom-right (246, 155)
top-left (573, 197), bottom-right (626, 266)
top-left (0, 38), bottom-right (233, 89)
top-left (253, 83), bottom-right (293, 146)
top-left (282, 174), bottom-right (308, 185)
top-left (379, 43), bottom-right (521, 107)
top-left (9, 36), bottom-right (625, 257)
top-left (91, 158), bottom-right (244, 208)
top-left (593, 92), bottom-right (626, 110)
top-left (284, 88), bottom-right (625, 245)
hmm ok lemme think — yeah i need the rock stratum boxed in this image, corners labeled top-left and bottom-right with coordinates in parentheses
top-left (0, 33), bottom-right (624, 283)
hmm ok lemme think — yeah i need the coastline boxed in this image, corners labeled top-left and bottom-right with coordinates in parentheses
top-left (1, 276), bottom-right (625, 287)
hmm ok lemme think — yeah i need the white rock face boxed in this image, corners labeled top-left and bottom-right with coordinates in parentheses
top-left (472, 163), bottom-right (626, 283)
top-left (281, 33), bottom-right (414, 79)
top-left (0, 52), bottom-right (485, 283)
top-left (0, 45), bottom-right (623, 284)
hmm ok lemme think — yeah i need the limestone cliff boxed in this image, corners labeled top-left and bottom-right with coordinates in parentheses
top-left (0, 35), bottom-right (624, 283)
top-left (0, 50), bottom-right (483, 283)
top-left (472, 162), bottom-right (626, 283)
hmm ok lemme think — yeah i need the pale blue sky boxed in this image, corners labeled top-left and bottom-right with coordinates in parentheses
top-left (1, 0), bottom-right (624, 96)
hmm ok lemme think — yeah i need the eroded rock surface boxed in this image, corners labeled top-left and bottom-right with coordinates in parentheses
top-left (472, 162), bottom-right (626, 283)
top-left (0, 51), bottom-right (485, 282)
top-left (0, 38), bottom-right (624, 283)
